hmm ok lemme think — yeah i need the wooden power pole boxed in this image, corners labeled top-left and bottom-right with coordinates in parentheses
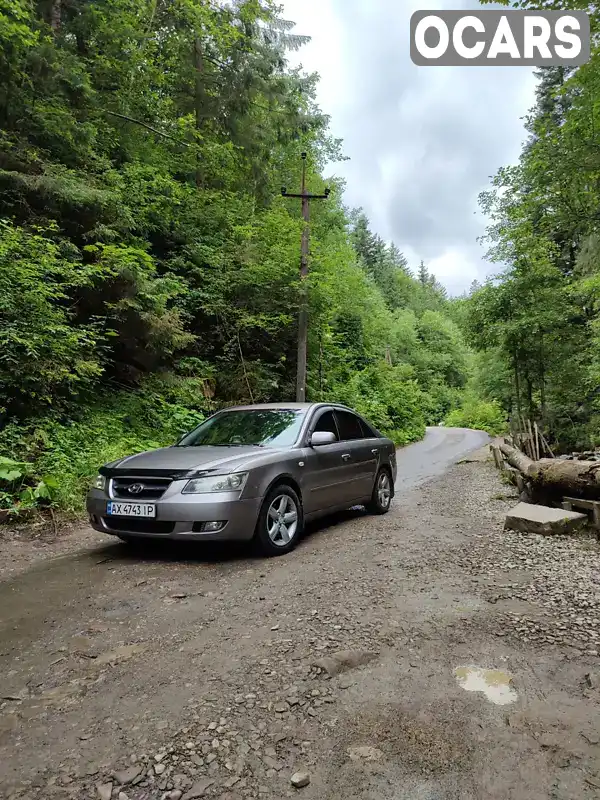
top-left (282, 153), bottom-right (330, 402)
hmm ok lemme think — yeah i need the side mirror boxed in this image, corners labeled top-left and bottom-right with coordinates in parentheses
top-left (310, 431), bottom-right (337, 447)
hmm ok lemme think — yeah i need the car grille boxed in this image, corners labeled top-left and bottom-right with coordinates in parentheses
top-left (103, 518), bottom-right (176, 535)
top-left (111, 477), bottom-right (172, 500)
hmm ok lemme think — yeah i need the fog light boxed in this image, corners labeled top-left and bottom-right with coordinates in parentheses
top-left (203, 521), bottom-right (225, 532)
top-left (193, 521), bottom-right (225, 533)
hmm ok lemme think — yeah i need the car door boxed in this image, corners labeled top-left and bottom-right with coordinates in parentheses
top-left (333, 409), bottom-right (379, 503)
top-left (302, 408), bottom-right (353, 514)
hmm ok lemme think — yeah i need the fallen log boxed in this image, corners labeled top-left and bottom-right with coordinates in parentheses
top-left (499, 442), bottom-right (533, 475)
top-left (499, 441), bottom-right (600, 501)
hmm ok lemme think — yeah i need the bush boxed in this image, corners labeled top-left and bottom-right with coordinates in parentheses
top-left (326, 362), bottom-right (426, 446)
top-left (444, 396), bottom-right (506, 436)
top-left (0, 377), bottom-right (207, 514)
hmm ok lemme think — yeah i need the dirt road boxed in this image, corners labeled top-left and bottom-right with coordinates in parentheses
top-left (2, 427), bottom-right (600, 800)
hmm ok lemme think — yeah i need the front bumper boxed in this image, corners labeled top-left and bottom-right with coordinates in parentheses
top-left (86, 489), bottom-right (262, 542)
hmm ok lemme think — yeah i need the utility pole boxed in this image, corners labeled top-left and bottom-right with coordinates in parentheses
top-left (281, 153), bottom-right (330, 402)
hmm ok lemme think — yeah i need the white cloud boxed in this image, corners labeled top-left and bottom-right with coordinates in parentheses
top-left (280, 0), bottom-right (537, 295)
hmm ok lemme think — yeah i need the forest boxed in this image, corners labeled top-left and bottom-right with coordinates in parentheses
top-left (460, 0), bottom-right (600, 454)
top-left (0, 0), bottom-right (484, 515)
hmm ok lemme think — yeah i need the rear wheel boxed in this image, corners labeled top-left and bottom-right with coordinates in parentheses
top-left (253, 484), bottom-right (303, 557)
top-left (367, 468), bottom-right (393, 515)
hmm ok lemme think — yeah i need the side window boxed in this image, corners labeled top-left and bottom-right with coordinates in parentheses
top-left (334, 410), bottom-right (365, 441)
top-left (313, 411), bottom-right (339, 440)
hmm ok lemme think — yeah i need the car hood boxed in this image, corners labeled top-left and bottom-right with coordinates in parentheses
top-left (101, 445), bottom-right (271, 477)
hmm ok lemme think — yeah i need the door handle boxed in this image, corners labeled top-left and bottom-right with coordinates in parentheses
top-left (342, 453), bottom-right (351, 461)
top-left (371, 449), bottom-right (378, 455)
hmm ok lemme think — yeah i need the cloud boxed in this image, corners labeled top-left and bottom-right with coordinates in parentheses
top-left (280, 0), bottom-right (538, 294)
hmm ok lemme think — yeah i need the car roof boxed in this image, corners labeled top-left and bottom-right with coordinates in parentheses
top-left (215, 402), bottom-right (353, 413)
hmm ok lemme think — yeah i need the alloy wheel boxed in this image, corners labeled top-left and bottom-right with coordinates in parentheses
top-left (377, 472), bottom-right (392, 509)
top-left (266, 494), bottom-right (299, 547)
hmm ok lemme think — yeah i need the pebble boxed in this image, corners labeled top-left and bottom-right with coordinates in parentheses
top-left (586, 672), bottom-right (599, 689)
top-left (113, 766), bottom-right (143, 785)
top-left (96, 783), bottom-right (113, 800)
top-left (290, 771), bottom-right (310, 789)
top-left (155, 763), bottom-right (166, 775)
top-left (182, 777), bottom-right (215, 799)
top-left (348, 745), bottom-right (383, 762)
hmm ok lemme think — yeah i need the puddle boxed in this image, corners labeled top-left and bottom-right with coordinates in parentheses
top-left (454, 666), bottom-right (518, 705)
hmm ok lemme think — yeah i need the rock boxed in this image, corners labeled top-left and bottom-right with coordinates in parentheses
top-left (154, 763), bottom-right (166, 775)
top-left (262, 756), bottom-right (283, 771)
top-left (96, 783), bottom-right (113, 800)
top-left (274, 702), bottom-right (289, 714)
top-left (311, 650), bottom-right (378, 677)
top-left (586, 672), bottom-right (599, 690)
top-left (169, 792), bottom-right (183, 800)
top-left (113, 766), bottom-right (143, 785)
top-left (174, 774), bottom-right (193, 790)
top-left (290, 771), bottom-right (310, 789)
top-left (504, 503), bottom-right (587, 536)
top-left (118, 793), bottom-right (130, 800)
top-left (182, 778), bottom-right (215, 799)
top-left (347, 745), bottom-right (384, 762)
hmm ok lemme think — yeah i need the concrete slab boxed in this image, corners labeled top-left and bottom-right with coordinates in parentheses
top-left (504, 502), bottom-right (587, 536)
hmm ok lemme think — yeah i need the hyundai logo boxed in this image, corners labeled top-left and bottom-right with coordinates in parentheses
top-left (128, 483), bottom-right (144, 495)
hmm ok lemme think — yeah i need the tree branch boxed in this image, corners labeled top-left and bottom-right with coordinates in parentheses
top-left (103, 110), bottom-right (190, 147)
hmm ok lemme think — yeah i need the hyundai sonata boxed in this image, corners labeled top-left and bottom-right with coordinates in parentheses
top-left (86, 403), bottom-right (397, 556)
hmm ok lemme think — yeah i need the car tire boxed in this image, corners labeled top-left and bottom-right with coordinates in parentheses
top-left (253, 484), bottom-right (304, 557)
top-left (367, 468), bottom-right (393, 515)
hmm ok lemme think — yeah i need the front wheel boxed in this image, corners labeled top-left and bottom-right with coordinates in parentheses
top-left (253, 484), bottom-right (303, 557)
top-left (366, 468), bottom-right (393, 515)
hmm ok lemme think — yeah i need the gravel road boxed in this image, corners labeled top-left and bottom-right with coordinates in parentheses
top-left (2, 427), bottom-right (600, 800)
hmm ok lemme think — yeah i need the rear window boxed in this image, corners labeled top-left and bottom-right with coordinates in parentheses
top-left (334, 410), bottom-right (364, 441)
top-left (360, 418), bottom-right (378, 438)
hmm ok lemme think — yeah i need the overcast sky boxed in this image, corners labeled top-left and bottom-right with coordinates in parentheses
top-left (280, 0), bottom-right (538, 295)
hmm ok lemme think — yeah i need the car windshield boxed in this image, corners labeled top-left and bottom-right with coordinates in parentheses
top-left (177, 409), bottom-right (306, 448)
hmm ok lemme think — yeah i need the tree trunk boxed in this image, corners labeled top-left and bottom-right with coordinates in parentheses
top-left (513, 353), bottom-right (522, 422)
top-left (50, 0), bottom-right (61, 33)
top-left (499, 442), bottom-right (600, 501)
top-left (500, 442), bottom-right (534, 474)
top-left (194, 37), bottom-right (204, 188)
top-left (539, 331), bottom-right (546, 424)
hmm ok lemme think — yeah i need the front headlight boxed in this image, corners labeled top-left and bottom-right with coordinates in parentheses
top-left (182, 472), bottom-right (249, 494)
top-left (92, 474), bottom-right (106, 491)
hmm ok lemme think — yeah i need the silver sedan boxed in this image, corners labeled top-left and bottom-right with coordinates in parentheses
top-left (86, 402), bottom-right (397, 557)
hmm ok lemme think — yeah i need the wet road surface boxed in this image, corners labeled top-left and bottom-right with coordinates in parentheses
top-left (5, 427), bottom-right (560, 800)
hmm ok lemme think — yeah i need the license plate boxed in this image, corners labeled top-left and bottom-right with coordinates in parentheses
top-left (106, 502), bottom-right (156, 518)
